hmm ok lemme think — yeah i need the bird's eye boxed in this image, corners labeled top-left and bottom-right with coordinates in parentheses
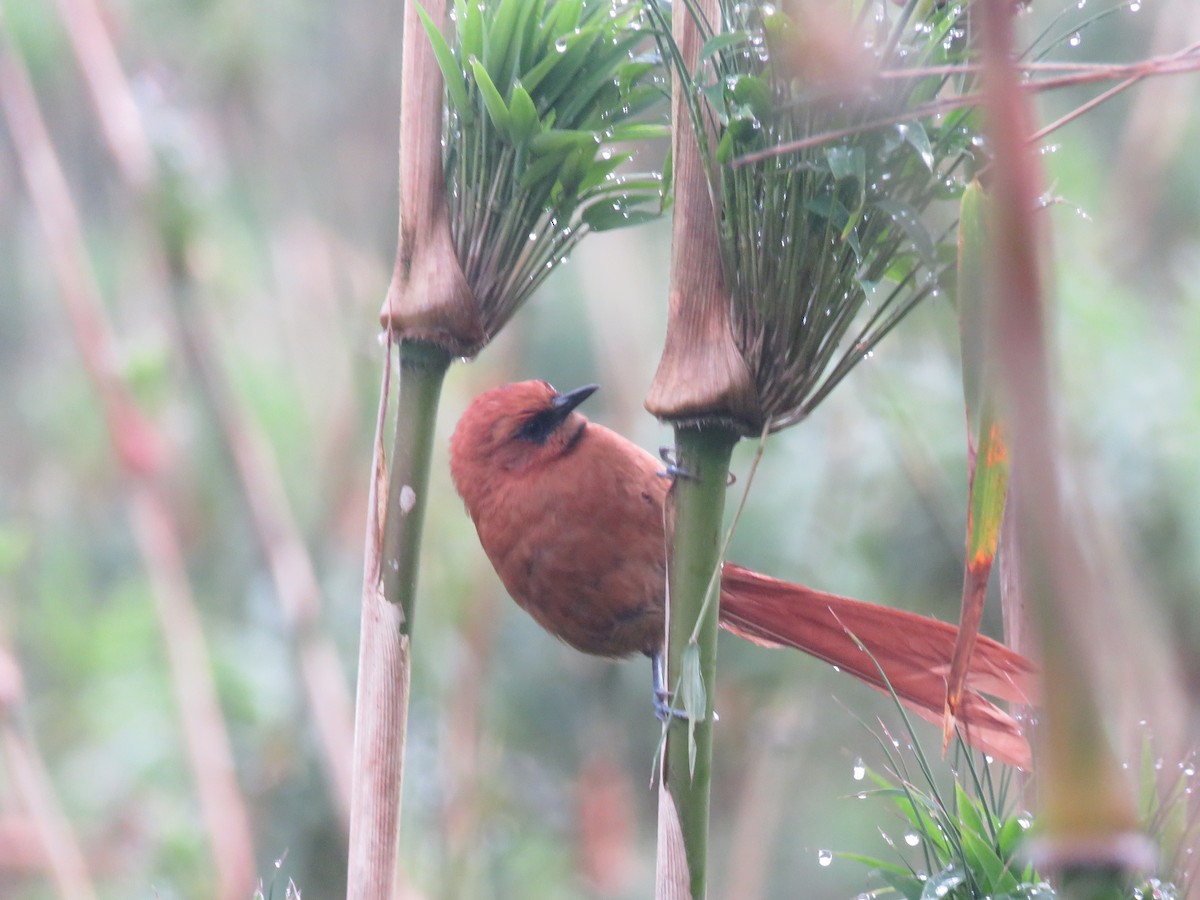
top-left (513, 410), bottom-right (559, 445)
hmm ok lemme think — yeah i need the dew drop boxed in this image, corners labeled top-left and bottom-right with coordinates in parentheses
top-left (904, 831), bottom-right (920, 846)
top-left (1128, 0), bottom-right (1141, 10)
top-left (817, 849), bottom-right (833, 867)
top-left (1068, 31), bottom-right (1082, 47)
top-left (1184, 764), bottom-right (1196, 776)
top-left (852, 757), bottom-right (866, 780)
top-left (554, 37), bottom-right (569, 52)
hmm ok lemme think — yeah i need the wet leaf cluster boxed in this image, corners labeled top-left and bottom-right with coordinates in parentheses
top-left (657, 0), bottom-right (989, 429)
top-left (418, 0), bottom-right (671, 335)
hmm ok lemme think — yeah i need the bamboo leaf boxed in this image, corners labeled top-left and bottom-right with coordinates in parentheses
top-left (605, 122), bottom-right (671, 142)
top-left (680, 641), bottom-right (705, 777)
top-left (508, 82), bottom-right (541, 146)
top-left (920, 866), bottom-right (966, 899)
top-left (960, 828), bottom-right (1020, 894)
top-left (415, 1), bottom-right (473, 119)
top-left (484, 0), bottom-right (523, 91)
top-left (699, 30), bottom-right (754, 63)
top-left (943, 182), bottom-right (1011, 744)
top-left (874, 198), bottom-right (937, 263)
top-left (470, 56), bottom-right (513, 136)
top-left (898, 121), bottom-right (936, 171)
top-left (523, 27), bottom-right (602, 103)
top-left (460, 0), bottom-right (485, 62)
top-left (581, 196), bottom-right (661, 231)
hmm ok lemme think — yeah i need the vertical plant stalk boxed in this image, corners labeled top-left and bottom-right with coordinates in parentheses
top-left (658, 428), bottom-right (737, 898)
top-left (644, 0), bottom-right (759, 427)
top-left (350, 0), bottom-right (473, 887)
top-left (976, 0), bottom-right (1150, 890)
top-left (347, 340), bottom-right (450, 899)
top-left (0, 649), bottom-right (96, 900)
top-left (648, 0), bottom-right (749, 893)
top-left (47, 0), bottom-right (359, 827)
top-left (0, 31), bottom-right (256, 899)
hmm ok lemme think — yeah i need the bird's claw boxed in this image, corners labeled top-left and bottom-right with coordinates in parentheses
top-left (657, 448), bottom-right (696, 481)
top-left (653, 687), bottom-right (688, 722)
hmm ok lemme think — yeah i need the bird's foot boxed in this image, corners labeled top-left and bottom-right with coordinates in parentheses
top-left (657, 448), bottom-right (696, 480)
top-left (653, 687), bottom-right (688, 722)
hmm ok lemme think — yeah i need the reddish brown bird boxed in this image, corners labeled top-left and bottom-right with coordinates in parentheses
top-left (449, 380), bottom-right (1036, 768)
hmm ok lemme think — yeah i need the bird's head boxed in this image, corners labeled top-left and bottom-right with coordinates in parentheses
top-left (450, 381), bottom-right (599, 488)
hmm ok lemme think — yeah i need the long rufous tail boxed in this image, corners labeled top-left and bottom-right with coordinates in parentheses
top-left (718, 564), bottom-right (1037, 769)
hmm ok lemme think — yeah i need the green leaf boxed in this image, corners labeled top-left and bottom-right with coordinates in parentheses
top-left (955, 782), bottom-right (985, 837)
top-left (414, 1), bottom-right (472, 119)
top-left (680, 642), bottom-right (706, 777)
top-left (729, 73), bottom-right (773, 122)
top-left (581, 196), bottom-right (661, 231)
top-left (875, 198), bottom-right (937, 263)
top-left (508, 82), bottom-right (541, 146)
top-left (484, 0), bottom-right (523, 92)
top-left (575, 151), bottom-right (630, 192)
top-left (957, 180), bottom-right (989, 433)
top-left (470, 56), bottom-right (513, 136)
top-left (997, 815), bottom-right (1028, 859)
top-left (699, 30), bottom-right (753, 64)
top-left (522, 27), bottom-right (601, 100)
top-left (961, 828), bottom-right (1020, 894)
top-left (460, 0), bottom-right (485, 62)
top-left (899, 121), bottom-right (936, 171)
top-left (880, 869), bottom-right (927, 900)
top-left (529, 128), bottom-right (600, 155)
top-left (604, 122), bottom-right (670, 142)
top-left (920, 866), bottom-right (966, 899)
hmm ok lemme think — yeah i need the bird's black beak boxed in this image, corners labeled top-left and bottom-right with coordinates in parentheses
top-left (552, 383), bottom-right (599, 418)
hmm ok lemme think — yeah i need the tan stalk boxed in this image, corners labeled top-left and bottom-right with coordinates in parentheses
top-left (644, 0), bottom-right (760, 429)
top-left (379, 0), bottom-right (478, 350)
top-left (349, 0), bottom-right (475, 893)
top-left (976, 0), bottom-right (1151, 888)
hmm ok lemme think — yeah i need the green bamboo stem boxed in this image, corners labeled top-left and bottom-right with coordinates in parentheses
top-left (381, 340), bottom-right (452, 626)
top-left (347, 338), bottom-right (450, 900)
top-left (662, 425), bottom-right (738, 898)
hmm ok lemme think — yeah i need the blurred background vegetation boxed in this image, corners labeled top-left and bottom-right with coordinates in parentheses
top-left (1, 0), bottom-right (1199, 897)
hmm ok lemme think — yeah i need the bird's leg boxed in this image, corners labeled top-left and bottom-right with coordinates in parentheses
top-left (657, 447), bottom-right (696, 481)
top-left (650, 650), bottom-right (686, 721)
top-left (659, 447), bottom-right (737, 484)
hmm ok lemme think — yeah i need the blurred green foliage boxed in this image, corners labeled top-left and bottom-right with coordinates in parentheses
top-left (1, 0), bottom-right (1199, 897)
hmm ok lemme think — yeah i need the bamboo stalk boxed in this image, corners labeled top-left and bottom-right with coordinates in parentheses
top-left (658, 427), bottom-right (738, 898)
top-left (976, 0), bottom-right (1151, 890)
top-left (347, 339), bottom-right (450, 899)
